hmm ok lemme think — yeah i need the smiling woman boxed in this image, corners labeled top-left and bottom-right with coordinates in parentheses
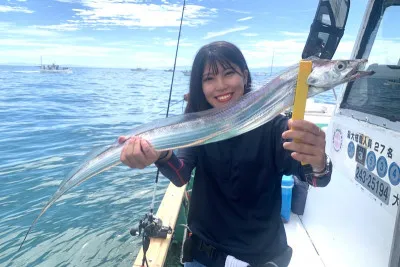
top-left (185, 41), bottom-right (252, 113)
top-left (201, 59), bottom-right (247, 107)
top-left (121, 41), bottom-right (342, 267)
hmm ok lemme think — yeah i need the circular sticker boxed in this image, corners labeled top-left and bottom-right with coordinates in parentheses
top-left (333, 129), bottom-right (343, 152)
top-left (347, 141), bottom-right (355, 159)
top-left (366, 151), bottom-right (376, 171)
top-left (388, 162), bottom-right (400, 186)
top-left (376, 156), bottom-right (388, 178)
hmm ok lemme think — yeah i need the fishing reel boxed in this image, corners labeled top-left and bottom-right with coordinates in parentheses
top-left (130, 211), bottom-right (172, 267)
top-left (130, 212), bottom-right (172, 239)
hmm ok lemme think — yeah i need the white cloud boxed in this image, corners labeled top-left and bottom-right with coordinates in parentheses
top-left (164, 40), bottom-right (193, 47)
top-left (241, 33), bottom-right (259, 37)
top-left (237, 16), bottom-right (252, 22)
top-left (74, 36), bottom-right (97, 42)
top-left (150, 37), bottom-right (194, 47)
top-left (35, 23), bottom-right (80, 32)
top-left (333, 40), bottom-right (355, 58)
top-left (0, 39), bottom-right (50, 47)
top-left (359, 39), bottom-right (400, 65)
top-left (241, 37), bottom-right (400, 68)
top-left (280, 31), bottom-right (308, 37)
top-left (224, 8), bottom-right (250, 14)
top-left (0, 5), bottom-right (34, 13)
top-left (94, 27), bottom-right (111, 31)
top-left (0, 22), bottom-right (14, 29)
top-left (56, 0), bottom-right (145, 2)
top-left (328, 38), bottom-right (400, 65)
top-left (1, 21), bottom-right (80, 37)
top-left (241, 39), bottom-right (305, 67)
top-left (204, 26), bottom-right (249, 40)
top-left (5, 26), bottom-right (60, 37)
top-left (0, 39), bottom-right (123, 61)
top-left (62, 2), bottom-right (216, 28)
top-left (55, 0), bottom-right (85, 2)
top-left (0, 36), bottom-right (190, 68)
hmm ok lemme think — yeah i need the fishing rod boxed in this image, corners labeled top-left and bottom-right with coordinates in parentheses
top-left (130, 1), bottom-right (187, 266)
top-left (150, 0), bottom-right (186, 218)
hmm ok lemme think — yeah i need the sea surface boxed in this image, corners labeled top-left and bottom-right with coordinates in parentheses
top-left (0, 65), bottom-right (337, 267)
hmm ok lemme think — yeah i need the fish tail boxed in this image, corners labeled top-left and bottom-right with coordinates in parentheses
top-left (18, 200), bottom-right (53, 251)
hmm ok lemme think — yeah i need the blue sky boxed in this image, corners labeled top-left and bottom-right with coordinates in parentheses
top-left (0, 0), bottom-right (396, 68)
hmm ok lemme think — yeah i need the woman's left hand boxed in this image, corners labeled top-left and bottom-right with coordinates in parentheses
top-left (282, 119), bottom-right (326, 172)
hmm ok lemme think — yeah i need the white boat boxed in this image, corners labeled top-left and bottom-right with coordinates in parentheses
top-left (40, 63), bottom-right (72, 74)
top-left (182, 70), bottom-right (191, 76)
top-left (133, 0), bottom-right (400, 266)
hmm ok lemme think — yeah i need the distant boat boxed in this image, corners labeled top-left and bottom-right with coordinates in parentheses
top-left (39, 56), bottom-right (72, 74)
top-left (40, 63), bottom-right (72, 74)
top-left (131, 68), bottom-right (148, 72)
top-left (254, 72), bottom-right (268, 77)
top-left (182, 70), bottom-right (191, 76)
top-left (164, 69), bottom-right (173, 72)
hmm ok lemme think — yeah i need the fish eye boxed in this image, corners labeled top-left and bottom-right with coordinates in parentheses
top-left (335, 61), bottom-right (347, 71)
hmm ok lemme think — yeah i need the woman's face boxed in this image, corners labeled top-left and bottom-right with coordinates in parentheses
top-left (202, 61), bottom-right (248, 108)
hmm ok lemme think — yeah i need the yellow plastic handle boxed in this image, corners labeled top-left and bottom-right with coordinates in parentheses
top-left (291, 60), bottom-right (312, 121)
top-left (291, 60), bottom-right (312, 165)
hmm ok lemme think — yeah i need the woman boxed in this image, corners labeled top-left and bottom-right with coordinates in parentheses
top-left (120, 41), bottom-right (332, 267)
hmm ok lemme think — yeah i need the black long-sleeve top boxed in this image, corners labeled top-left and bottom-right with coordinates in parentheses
top-left (155, 115), bottom-right (331, 265)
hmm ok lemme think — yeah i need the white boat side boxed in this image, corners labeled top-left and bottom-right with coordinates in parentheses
top-left (293, 1), bottom-right (400, 266)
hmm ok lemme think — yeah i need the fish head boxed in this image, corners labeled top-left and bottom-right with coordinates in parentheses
top-left (307, 59), bottom-right (374, 88)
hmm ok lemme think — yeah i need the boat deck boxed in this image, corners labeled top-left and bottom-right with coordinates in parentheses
top-left (285, 213), bottom-right (325, 267)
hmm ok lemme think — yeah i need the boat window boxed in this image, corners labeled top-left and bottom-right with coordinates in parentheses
top-left (341, 5), bottom-right (400, 122)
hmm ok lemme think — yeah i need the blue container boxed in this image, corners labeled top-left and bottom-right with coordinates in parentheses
top-left (281, 175), bottom-right (294, 223)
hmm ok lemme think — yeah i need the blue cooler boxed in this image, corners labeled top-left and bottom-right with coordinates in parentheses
top-left (281, 175), bottom-right (294, 223)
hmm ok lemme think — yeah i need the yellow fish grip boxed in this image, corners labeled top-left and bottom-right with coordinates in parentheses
top-left (291, 60), bottom-right (312, 165)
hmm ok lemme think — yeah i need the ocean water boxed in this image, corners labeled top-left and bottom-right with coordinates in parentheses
top-left (0, 65), bottom-right (336, 267)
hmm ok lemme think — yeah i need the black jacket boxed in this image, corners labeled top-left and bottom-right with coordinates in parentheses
top-left (156, 114), bottom-right (331, 265)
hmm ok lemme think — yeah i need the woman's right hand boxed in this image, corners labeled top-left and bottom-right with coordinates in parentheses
top-left (119, 136), bottom-right (162, 169)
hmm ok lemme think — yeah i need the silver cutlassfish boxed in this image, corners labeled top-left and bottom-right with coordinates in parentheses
top-left (19, 59), bottom-right (373, 250)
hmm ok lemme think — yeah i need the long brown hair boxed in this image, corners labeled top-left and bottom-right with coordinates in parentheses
top-left (185, 41), bottom-right (252, 113)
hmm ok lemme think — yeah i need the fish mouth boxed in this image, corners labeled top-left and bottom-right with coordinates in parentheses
top-left (345, 59), bottom-right (374, 82)
top-left (347, 70), bottom-right (375, 81)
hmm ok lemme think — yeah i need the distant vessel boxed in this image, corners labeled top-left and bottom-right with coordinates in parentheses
top-left (254, 72), bottom-right (269, 77)
top-left (40, 57), bottom-right (72, 74)
top-left (164, 69), bottom-right (173, 72)
top-left (131, 68), bottom-right (148, 71)
top-left (182, 70), bottom-right (191, 76)
top-left (40, 63), bottom-right (72, 74)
